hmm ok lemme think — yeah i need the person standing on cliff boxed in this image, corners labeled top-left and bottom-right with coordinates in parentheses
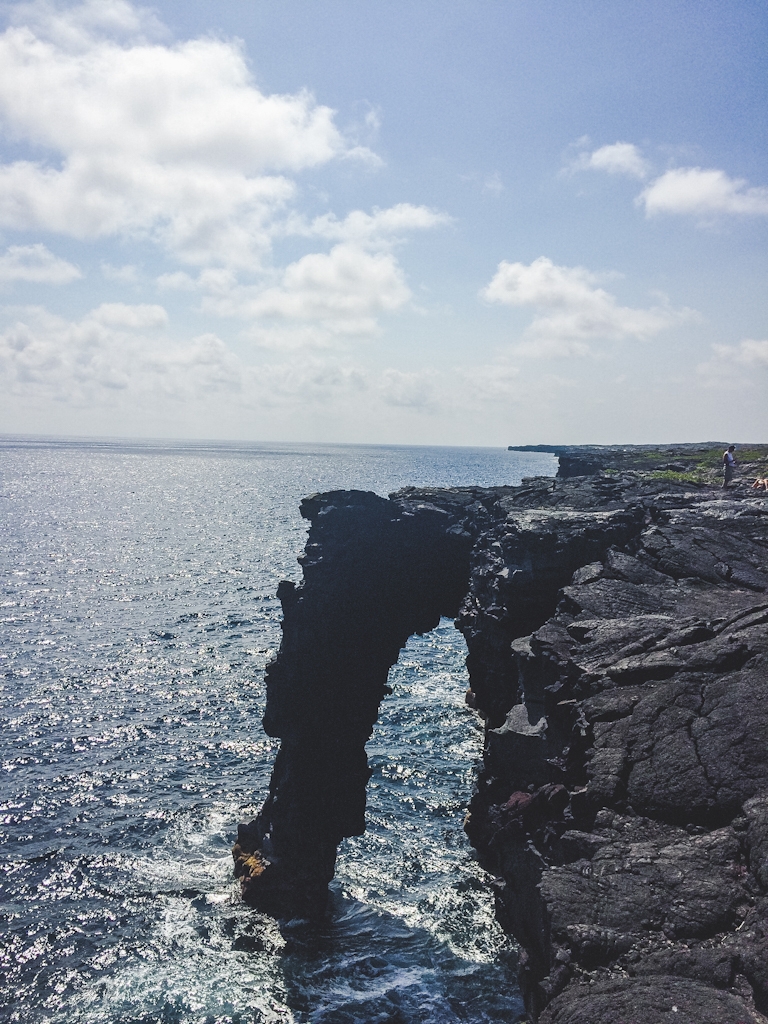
top-left (722, 445), bottom-right (737, 488)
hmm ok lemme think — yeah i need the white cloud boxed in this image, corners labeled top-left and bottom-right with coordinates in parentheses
top-left (339, 145), bottom-right (384, 170)
top-left (380, 368), bottom-right (436, 408)
top-left (506, 334), bottom-right (592, 360)
top-left (0, 303), bottom-right (174, 396)
top-left (482, 256), bottom-right (689, 357)
top-left (732, 339), bottom-right (768, 365)
top-left (0, 300), bottom-right (375, 410)
top-left (262, 359), bottom-right (368, 403)
top-left (454, 362), bottom-right (520, 403)
top-left (566, 139), bottom-right (768, 219)
top-left (298, 203), bottom-right (450, 246)
top-left (155, 271), bottom-right (196, 291)
top-left (638, 167), bottom-right (768, 217)
top-left (191, 203), bottom-right (446, 345)
top-left (101, 262), bottom-right (139, 283)
top-left (243, 325), bottom-right (337, 351)
top-left (483, 172), bottom-right (504, 195)
top-left (0, 302), bottom-right (248, 402)
top-left (0, 6), bottom-right (445, 360)
top-left (89, 302), bottom-right (168, 328)
top-left (697, 338), bottom-right (768, 389)
top-left (203, 243), bottom-right (411, 334)
top-left (0, 243), bottom-right (81, 284)
top-left (196, 268), bottom-right (239, 295)
top-left (0, 3), bottom-right (376, 266)
top-left (713, 339), bottom-right (768, 367)
top-left (1, 297), bottom-right (517, 425)
top-left (571, 142), bottom-right (650, 179)
top-left (9, 0), bottom-right (167, 49)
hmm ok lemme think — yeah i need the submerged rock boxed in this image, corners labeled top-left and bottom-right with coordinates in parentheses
top-left (236, 447), bottom-right (768, 1020)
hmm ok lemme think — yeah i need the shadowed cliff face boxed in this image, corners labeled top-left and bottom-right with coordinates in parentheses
top-left (233, 489), bottom-right (475, 917)
top-left (234, 462), bottom-right (768, 1023)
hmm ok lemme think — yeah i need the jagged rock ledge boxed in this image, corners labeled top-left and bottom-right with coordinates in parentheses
top-left (234, 447), bottom-right (768, 1023)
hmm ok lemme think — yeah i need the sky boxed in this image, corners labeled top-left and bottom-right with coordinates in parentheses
top-left (0, 0), bottom-right (766, 445)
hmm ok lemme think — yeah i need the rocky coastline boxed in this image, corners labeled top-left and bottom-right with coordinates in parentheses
top-left (234, 444), bottom-right (768, 1022)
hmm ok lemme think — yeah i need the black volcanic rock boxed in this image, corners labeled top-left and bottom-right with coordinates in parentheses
top-left (236, 448), bottom-right (768, 1021)
top-left (233, 488), bottom-right (475, 917)
top-left (461, 475), bottom-right (768, 1021)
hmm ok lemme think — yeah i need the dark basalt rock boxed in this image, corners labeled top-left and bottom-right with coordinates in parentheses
top-left (233, 488), bottom-right (476, 917)
top-left (235, 448), bottom-right (768, 1021)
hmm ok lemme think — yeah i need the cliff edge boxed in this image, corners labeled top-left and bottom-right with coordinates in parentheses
top-left (235, 446), bottom-right (768, 1023)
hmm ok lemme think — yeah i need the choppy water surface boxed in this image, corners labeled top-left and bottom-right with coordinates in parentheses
top-left (0, 438), bottom-right (556, 1024)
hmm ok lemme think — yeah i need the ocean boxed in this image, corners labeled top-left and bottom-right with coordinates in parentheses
top-left (0, 437), bottom-right (557, 1024)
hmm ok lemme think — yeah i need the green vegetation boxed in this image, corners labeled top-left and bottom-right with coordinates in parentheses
top-left (640, 451), bottom-right (673, 462)
top-left (649, 469), bottom-right (706, 485)
top-left (644, 445), bottom-right (768, 486)
top-left (733, 448), bottom-right (768, 465)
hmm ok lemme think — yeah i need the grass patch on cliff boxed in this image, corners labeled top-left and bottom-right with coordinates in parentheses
top-left (734, 447), bottom-right (767, 460)
top-left (654, 446), bottom-right (768, 486)
top-left (641, 451), bottom-right (674, 462)
top-left (649, 469), bottom-right (708, 485)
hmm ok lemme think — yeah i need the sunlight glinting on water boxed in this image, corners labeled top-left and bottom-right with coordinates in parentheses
top-left (1, 439), bottom-right (556, 1022)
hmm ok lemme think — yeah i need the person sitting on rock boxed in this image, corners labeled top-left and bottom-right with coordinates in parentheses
top-left (722, 445), bottom-right (737, 488)
top-left (752, 477), bottom-right (768, 491)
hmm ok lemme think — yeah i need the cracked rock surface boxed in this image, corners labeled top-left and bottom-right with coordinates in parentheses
top-left (461, 476), bottom-right (768, 1022)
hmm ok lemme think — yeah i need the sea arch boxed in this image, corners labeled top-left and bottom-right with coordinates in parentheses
top-left (233, 489), bottom-right (475, 918)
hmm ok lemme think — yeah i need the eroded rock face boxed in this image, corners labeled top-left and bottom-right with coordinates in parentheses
top-left (236, 460), bottom-right (768, 1021)
top-left (233, 488), bottom-right (476, 917)
top-left (463, 482), bottom-right (768, 1021)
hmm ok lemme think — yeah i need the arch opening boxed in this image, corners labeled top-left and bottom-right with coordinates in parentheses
top-left (331, 620), bottom-right (517, 972)
top-left (339, 618), bottom-right (479, 892)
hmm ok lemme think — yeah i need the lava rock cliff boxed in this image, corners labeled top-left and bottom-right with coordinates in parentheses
top-left (235, 449), bottom-right (768, 1023)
